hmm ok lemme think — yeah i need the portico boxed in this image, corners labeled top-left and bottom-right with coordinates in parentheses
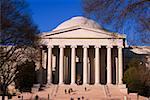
top-left (40, 16), bottom-right (126, 85)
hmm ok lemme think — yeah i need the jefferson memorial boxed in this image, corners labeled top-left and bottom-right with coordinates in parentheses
top-left (12, 16), bottom-right (149, 99)
top-left (40, 16), bottom-right (127, 85)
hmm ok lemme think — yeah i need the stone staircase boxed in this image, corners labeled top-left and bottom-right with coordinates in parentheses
top-left (104, 84), bottom-right (127, 100)
top-left (51, 84), bottom-right (148, 100)
top-left (52, 85), bottom-right (107, 100)
top-left (12, 84), bottom-right (148, 100)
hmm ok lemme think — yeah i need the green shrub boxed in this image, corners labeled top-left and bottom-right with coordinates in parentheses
top-left (123, 58), bottom-right (150, 97)
top-left (15, 60), bottom-right (36, 92)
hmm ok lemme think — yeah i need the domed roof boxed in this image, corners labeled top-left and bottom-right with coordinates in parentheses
top-left (53, 16), bottom-right (102, 31)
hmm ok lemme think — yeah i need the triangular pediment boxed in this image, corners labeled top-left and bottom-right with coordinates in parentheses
top-left (41, 26), bottom-right (125, 39)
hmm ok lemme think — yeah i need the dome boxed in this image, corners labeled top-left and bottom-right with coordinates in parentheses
top-left (53, 16), bottom-right (102, 31)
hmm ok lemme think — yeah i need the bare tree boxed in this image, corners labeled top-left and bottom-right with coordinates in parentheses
top-left (0, 0), bottom-right (39, 99)
top-left (82, 0), bottom-right (150, 45)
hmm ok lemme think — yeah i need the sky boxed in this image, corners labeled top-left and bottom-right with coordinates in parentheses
top-left (26, 0), bottom-right (149, 46)
top-left (26, 0), bottom-right (83, 32)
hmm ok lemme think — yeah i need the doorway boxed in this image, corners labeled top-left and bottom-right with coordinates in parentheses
top-left (76, 62), bottom-right (83, 85)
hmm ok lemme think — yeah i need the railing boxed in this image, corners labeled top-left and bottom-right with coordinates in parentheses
top-left (52, 85), bottom-right (59, 98)
top-left (55, 85), bottom-right (59, 95)
top-left (51, 85), bottom-right (56, 98)
top-left (104, 85), bottom-right (111, 98)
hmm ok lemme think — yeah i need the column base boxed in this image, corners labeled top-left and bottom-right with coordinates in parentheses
top-left (70, 83), bottom-right (77, 85)
top-left (94, 83), bottom-right (100, 85)
top-left (46, 83), bottom-right (53, 87)
top-left (106, 83), bottom-right (113, 86)
top-left (118, 84), bottom-right (128, 94)
top-left (59, 82), bottom-right (64, 85)
top-left (117, 84), bottom-right (126, 88)
top-left (47, 82), bottom-right (52, 84)
top-left (31, 84), bottom-right (40, 93)
top-left (83, 81), bottom-right (88, 85)
top-left (82, 83), bottom-right (89, 86)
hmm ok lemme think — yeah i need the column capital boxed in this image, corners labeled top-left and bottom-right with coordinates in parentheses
top-left (106, 45), bottom-right (113, 48)
top-left (47, 45), bottom-right (53, 48)
top-left (83, 45), bottom-right (89, 48)
top-left (117, 45), bottom-right (124, 48)
top-left (71, 45), bottom-right (77, 48)
top-left (59, 45), bottom-right (65, 48)
top-left (94, 45), bottom-right (101, 48)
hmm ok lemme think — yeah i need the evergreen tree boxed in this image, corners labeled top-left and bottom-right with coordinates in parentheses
top-left (15, 60), bottom-right (36, 92)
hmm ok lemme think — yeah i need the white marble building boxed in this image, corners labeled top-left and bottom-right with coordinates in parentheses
top-left (40, 16), bottom-right (127, 85)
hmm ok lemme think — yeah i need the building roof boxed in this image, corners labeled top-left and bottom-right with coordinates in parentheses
top-left (53, 16), bottom-right (102, 31)
top-left (40, 16), bottom-right (126, 39)
top-left (131, 46), bottom-right (150, 54)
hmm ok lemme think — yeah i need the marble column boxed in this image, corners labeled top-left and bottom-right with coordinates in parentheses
top-left (107, 45), bottom-right (112, 84)
top-left (95, 45), bottom-right (101, 84)
top-left (83, 45), bottom-right (89, 84)
top-left (59, 45), bottom-right (65, 84)
top-left (42, 50), bottom-right (47, 69)
top-left (47, 45), bottom-right (53, 84)
top-left (88, 58), bottom-right (90, 84)
top-left (71, 45), bottom-right (77, 84)
top-left (115, 57), bottom-right (119, 84)
top-left (118, 46), bottom-right (123, 84)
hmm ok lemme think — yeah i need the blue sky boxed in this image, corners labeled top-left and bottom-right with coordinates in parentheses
top-left (27, 0), bottom-right (83, 32)
top-left (26, 0), bottom-right (149, 46)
